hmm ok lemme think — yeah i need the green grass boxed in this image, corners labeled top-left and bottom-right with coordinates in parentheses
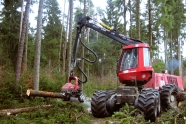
top-left (83, 74), bottom-right (118, 97)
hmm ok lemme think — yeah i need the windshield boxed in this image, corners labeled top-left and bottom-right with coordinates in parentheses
top-left (120, 48), bottom-right (138, 71)
top-left (143, 48), bottom-right (150, 66)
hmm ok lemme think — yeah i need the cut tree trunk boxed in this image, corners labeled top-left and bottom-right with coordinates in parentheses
top-left (26, 89), bottom-right (64, 98)
top-left (0, 105), bottom-right (52, 117)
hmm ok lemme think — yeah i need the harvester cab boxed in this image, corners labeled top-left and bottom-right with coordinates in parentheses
top-left (117, 43), bottom-right (153, 88)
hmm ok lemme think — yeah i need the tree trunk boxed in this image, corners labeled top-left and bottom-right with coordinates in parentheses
top-left (87, 0), bottom-right (90, 77)
top-left (148, 0), bottom-right (152, 46)
top-left (170, 31), bottom-right (173, 74)
top-left (48, 58), bottom-right (51, 70)
top-left (19, 0), bottom-right (24, 43)
top-left (59, 25), bottom-right (63, 72)
top-left (0, 105), bottom-right (52, 117)
top-left (62, 0), bottom-right (67, 75)
top-left (66, 0), bottom-right (73, 80)
top-left (15, 0), bottom-right (31, 91)
top-left (81, 0), bottom-right (86, 80)
top-left (178, 37), bottom-right (182, 79)
top-left (164, 31), bottom-right (168, 69)
top-left (33, 0), bottom-right (44, 91)
top-left (129, 0), bottom-right (132, 37)
top-left (22, 24), bottom-right (28, 72)
top-left (26, 89), bottom-right (65, 98)
top-left (136, 0), bottom-right (140, 40)
top-left (123, 0), bottom-right (127, 35)
top-left (59, 0), bottom-right (66, 73)
top-left (96, 14), bottom-right (99, 41)
top-left (63, 9), bottom-right (69, 76)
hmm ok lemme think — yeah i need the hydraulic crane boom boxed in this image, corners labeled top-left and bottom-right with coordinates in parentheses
top-left (78, 16), bottom-right (142, 45)
top-left (70, 16), bottom-right (143, 80)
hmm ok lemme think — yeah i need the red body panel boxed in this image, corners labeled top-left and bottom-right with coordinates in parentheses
top-left (144, 73), bottom-right (184, 90)
top-left (118, 67), bottom-right (152, 82)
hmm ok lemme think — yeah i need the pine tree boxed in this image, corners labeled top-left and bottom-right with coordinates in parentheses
top-left (59, 0), bottom-right (66, 73)
top-left (33, 0), bottom-right (44, 91)
top-left (15, 0), bottom-right (31, 91)
top-left (0, 0), bottom-right (22, 66)
top-left (42, 0), bottom-right (62, 69)
top-left (66, 0), bottom-right (74, 79)
top-left (135, 0), bottom-right (140, 40)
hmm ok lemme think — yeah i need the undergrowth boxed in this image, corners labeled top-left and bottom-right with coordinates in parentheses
top-left (0, 68), bottom-right (117, 124)
top-left (104, 100), bottom-right (186, 124)
top-left (110, 104), bottom-right (150, 124)
top-left (83, 74), bottom-right (118, 97)
top-left (0, 98), bottom-right (91, 124)
top-left (0, 68), bottom-right (186, 124)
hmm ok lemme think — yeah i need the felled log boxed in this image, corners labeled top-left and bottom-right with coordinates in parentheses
top-left (26, 89), bottom-right (64, 98)
top-left (0, 105), bottom-right (52, 117)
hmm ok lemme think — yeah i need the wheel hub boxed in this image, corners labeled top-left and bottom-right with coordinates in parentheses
top-left (170, 94), bottom-right (178, 109)
top-left (170, 95), bottom-right (175, 102)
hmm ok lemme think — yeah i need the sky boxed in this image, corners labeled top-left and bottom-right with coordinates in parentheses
top-left (29, 0), bottom-right (185, 59)
top-left (29, 0), bottom-right (107, 28)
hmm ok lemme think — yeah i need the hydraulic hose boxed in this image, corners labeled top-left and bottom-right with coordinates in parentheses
top-left (79, 37), bottom-right (98, 63)
top-left (76, 37), bottom-right (98, 83)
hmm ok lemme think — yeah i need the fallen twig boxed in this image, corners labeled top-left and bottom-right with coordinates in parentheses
top-left (0, 105), bottom-right (52, 117)
top-left (74, 112), bottom-right (85, 121)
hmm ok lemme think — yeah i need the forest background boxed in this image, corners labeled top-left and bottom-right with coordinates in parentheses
top-left (0, 0), bottom-right (186, 123)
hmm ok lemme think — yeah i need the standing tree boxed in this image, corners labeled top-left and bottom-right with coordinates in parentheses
top-left (0, 0), bottom-right (21, 67)
top-left (148, 0), bottom-right (152, 46)
top-left (81, 0), bottom-right (86, 79)
top-left (15, 0), bottom-right (31, 91)
top-left (19, 0), bottom-right (25, 43)
top-left (59, 0), bottom-right (66, 73)
top-left (171, 0), bottom-right (185, 76)
top-left (63, 8), bottom-right (69, 75)
top-left (128, 0), bottom-right (133, 37)
top-left (128, 0), bottom-right (137, 38)
top-left (66, 0), bottom-right (74, 79)
top-left (22, 23), bottom-right (29, 72)
top-left (115, 0), bottom-right (127, 35)
top-left (33, 0), bottom-right (44, 91)
top-left (145, 0), bottom-right (159, 58)
top-left (156, 0), bottom-right (174, 68)
top-left (135, 0), bottom-right (140, 40)
top-left (42, 0), bottom-right (61, 69)
top-left (123, 0), bottom-right (127, 35)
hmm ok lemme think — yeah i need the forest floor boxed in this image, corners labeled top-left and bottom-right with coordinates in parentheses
top-left (0, 94), bottom-right (186, 124)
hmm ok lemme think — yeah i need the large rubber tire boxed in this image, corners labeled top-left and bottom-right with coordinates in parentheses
top-left (154, 91), bottom-right (161, 116)
top-left (160, 84), bottom-right (179, 109)
top-left (146, 89), bottom-right (161, 116)
top-left (137, 90), bottom-right (158, 122)
top-left (107, 90), bottom-right (116, 97)
top-left (140, 89), bottom-right (161, 115)
top-left (106, 90), bottom-right (117, 112)
top-left (91, 90), bottom-right (115, 118)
